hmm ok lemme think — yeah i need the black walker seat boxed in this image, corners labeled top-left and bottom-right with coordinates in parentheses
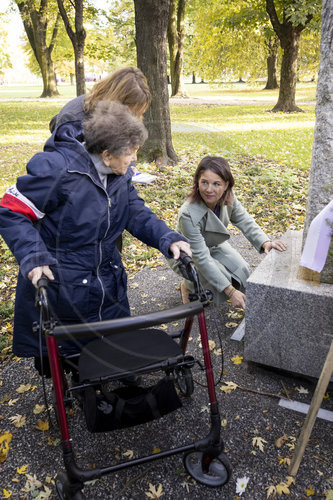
top-left (35, 253), bottom-right (232, 499)
top-left (78, 328), bottom-right (185, 383)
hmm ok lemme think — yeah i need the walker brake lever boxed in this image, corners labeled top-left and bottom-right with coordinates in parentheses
top-left (178, 251), bottom-right (196, 283)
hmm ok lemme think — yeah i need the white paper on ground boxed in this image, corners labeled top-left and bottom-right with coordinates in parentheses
top-left (132, 172), bottom-right (157, 184)
top-left (278, 398), bottom-right (333, 422)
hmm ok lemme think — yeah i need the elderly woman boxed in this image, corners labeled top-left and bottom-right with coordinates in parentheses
top-left (173, 156), bottom-right (286, 309)
top-left (0, 101), bottom-right (190, 361)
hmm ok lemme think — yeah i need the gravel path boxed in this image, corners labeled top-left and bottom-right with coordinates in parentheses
top-left (1, 233), bottom-right (332, 499)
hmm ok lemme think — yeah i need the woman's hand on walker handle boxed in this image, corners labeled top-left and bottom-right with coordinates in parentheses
top-left (27, 266), bottom-right (54, 288)
top-left (262, 240), bottom-right (287, 254)
top-left (224, 284), bottom-right (246, 309)
top-left (169, 241), bottom-right (192, 260)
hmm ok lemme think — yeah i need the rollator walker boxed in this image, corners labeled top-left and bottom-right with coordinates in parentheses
top-left (34, 252), bottom-right (231, 499)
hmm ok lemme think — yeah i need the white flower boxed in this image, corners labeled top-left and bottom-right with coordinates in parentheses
top-left (236, 476), bottom-right (250, 496)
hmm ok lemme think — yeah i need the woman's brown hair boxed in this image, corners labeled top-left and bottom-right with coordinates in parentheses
top-left (188, 156), bottom-right (234, 206)
top-left (84, 67), bottom-right (151, 117)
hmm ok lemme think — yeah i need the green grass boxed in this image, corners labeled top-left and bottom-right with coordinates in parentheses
top-left (181, 81), bottom-right (316, 101)
top-left (171, 104), bottom-right (315, 172)
top-left (0, 84), bottom-right (77, 99)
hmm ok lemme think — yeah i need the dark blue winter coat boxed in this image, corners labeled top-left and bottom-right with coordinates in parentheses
top-left (0, 122), bottom-right (187, 357)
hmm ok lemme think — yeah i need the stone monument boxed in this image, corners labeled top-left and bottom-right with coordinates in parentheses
top-left (244, 0), bottom-right (333, 380)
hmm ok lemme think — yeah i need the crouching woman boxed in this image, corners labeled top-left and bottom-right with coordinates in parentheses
top-left (171, 156), bottom-right (286, 309)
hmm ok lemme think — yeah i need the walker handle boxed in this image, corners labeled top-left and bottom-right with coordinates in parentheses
top-left (37, 275), bottom-right (50, 289)
top-left (35, 275), bottom-right (50, 321)
top-left (179, 250), bottom-right (193, 267)
top-left (178, 251), bottom-right (196, 283)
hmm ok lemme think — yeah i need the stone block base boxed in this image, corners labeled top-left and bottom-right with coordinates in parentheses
top-left (244, 230), bottom-right (333, 380)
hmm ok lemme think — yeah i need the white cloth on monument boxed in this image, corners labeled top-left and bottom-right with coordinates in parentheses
top-left (300, 199), bottom-right (333, 272)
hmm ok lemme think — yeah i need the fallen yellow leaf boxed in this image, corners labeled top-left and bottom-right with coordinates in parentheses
top-left (220, 381), bottom-right (238, 394)
top-left (275, 434), bottom-right (288, 448)
top-left (231, 355), bottom-right (243, 365)
top-left (7, 399), bottom-right (19, 407)
top-left (208, 340), bottom-right (216, 350)
top-left (276, 482), bottom-right (290, 495)
top-left (17, 464), bottom-right (29, 474)
top-left (0, 432), bottom-right (12, 463)
top-left (286, 476), bottom-right (295, 487)
top-left (266, 485), bottom-right (276, 499)
top-left (2, 489), bottom-right (12, 498)
top-left (16, 384), bottom-right (31, 394)
top-left (33, 404), bottom-right (45, 415)
top-left (9, 414), bottom-right (26, 428)
top-left (305, 484), bottom-right (315, 497)
top-left (145, 483), bottom-right (164, 499)
top-left (0, 395), bottom-right (11, 404)
top-left (252, 436), bottom-right (267, 453)
top-left (35, 420), bottom-right (49, 432)
top-left (225, 321), bottom-right (239, 328)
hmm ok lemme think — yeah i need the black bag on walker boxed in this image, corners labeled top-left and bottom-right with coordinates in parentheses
top-left (83, 376), bottom-right (182, 433)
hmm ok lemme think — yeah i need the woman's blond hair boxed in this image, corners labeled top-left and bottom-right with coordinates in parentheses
top-left (84, 67), bottom-right (151, 118)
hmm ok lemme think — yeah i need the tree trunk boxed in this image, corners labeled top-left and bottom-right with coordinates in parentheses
top-left (303, 0), bottom-right (333, 283)
top-left (272, 28), bottom-right (302, 112)
top-left (57, 0), bottom-right (86, 96)
top-left (168, 0), bottom-right (188, 97)
top-left (266, 0), bottom-right (315, 112)
top-left (74, 41), bottom-right (86, 96)
top-left (134, 0), bottom-right (178, 165)
top-left (264, 37), bottom-right (279, 90)
top-left (16, 0), bottom-right (59, 98)
top-left (40, 52), bottom-right (59, 97)
top-left (192, 72), bottom-right (196, 84)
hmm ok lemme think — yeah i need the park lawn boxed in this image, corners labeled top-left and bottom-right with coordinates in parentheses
top-left (0, 80), bottom-right (316, 101)
top-left (0, 99), bottom-right (315, 357)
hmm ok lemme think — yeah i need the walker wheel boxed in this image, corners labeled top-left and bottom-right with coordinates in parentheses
top-left (175, 366), bottom-right (194, 397)
top-left (56, 472), bottom-right (85, 499)
top-left (183, 451), bottom-right (232, 487)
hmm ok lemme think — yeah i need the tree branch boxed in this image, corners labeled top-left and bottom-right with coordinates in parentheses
top-left (49, 11), bottom-right (61, 54)
top-left (266, 0), bottom-right (283, 39)
top-left (16, 1), bottom-right (38, 60)
top-left (57, 0), bottom-right (75, 44)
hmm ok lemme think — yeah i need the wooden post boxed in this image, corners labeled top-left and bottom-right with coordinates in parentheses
top-left (289, 341), bottom-right (333, 476)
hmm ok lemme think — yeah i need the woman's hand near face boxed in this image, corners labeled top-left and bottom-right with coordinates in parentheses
top-left (169, 241), bottom-right (192, 260)
top-left (262, 240), bottom-right (287, 254)
top-left (27, 266), bottom-right (54, 288)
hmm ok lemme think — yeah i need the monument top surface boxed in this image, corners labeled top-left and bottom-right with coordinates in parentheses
top-left (247, 230), bottom-right (333, 296)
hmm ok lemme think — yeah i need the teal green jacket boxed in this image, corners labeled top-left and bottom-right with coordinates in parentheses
top-left (171, 194), bottom-right (269, 303)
